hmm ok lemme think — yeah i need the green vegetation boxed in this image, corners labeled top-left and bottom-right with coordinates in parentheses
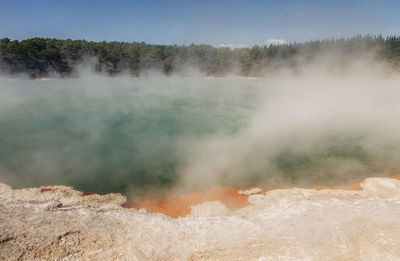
top-left (1, 35), bottom-right (400, 78)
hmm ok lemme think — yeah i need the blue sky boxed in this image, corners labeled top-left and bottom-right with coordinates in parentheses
top-left (0, 0), bottom-right (399, 45)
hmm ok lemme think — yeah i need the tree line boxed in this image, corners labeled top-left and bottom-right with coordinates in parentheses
top-left (0, 35), bottom-right (399, 78)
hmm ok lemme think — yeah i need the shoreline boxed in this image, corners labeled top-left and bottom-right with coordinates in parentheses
top-left (17, 173), bottom-right (400, 218)
top-left (2, 175), bottom-right (400, 260)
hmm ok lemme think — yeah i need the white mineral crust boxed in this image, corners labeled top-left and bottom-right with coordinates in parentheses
top-left (1, 178), bottom-right (400, 260)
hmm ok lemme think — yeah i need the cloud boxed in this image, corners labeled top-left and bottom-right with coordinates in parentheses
top-left (265, 38), bottom-right (287, 47)
top-left (215, 43), bottom-right (249, 49)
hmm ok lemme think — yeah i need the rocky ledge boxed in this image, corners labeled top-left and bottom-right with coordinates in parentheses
top-left (1, 178), bottom-right (400, 260)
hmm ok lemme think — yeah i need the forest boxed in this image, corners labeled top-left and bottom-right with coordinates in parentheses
top-left (0, 35), bottom-right (400, 78)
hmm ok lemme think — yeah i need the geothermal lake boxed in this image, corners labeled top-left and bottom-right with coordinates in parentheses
top-left (0, 75), bottom-right (398, 196)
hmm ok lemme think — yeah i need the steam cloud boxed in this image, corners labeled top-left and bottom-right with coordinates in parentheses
top-left (1, 50), bottom-right (400, 199)
top-left (177, 57), bottom-right (400, 192)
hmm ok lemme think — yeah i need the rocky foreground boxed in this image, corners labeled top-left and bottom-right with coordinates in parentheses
top-left (2, 178), bottom-right (400, 260)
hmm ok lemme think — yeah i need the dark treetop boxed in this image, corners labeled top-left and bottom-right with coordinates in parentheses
top-left (1, 35), bottom-right (399, 78)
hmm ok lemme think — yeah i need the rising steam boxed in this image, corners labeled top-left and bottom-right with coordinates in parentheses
top-left (177, 56), bottom-right (400, 192)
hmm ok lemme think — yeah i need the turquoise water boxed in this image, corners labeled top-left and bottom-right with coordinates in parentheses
top-left (0, 77), bottom-right (395, 195)
top-left (0, 78), bottom-right (258, 194)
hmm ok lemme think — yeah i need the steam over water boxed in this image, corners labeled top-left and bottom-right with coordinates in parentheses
top-left (1, 60), bottom-right (400, 197)
top-left (0, 76), bottom-right (258, 194)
